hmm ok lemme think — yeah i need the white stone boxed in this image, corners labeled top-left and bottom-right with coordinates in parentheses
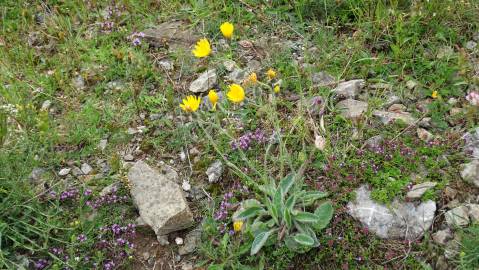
top-left (461, 160), bottom-right (479, 188)
top-left (347, 185), bottom-right (436, 240)
top-left (206, 160), bottom-right (223, 183)
top-left (332, 79), bottom-right (365, 99)
top-left (445, 206), bottom-right (469, 227)
top-left (175, 237), bottom-right (184, 245)
top-left (337, 99), bottom-right (368, 120)
top-left (406, 182), bottom-right (437, 199)
top-left (373, 110), bottom-right (416, 125)
top-left (127, 161), bottom-right (194, 236)
top-left (189, 69), bottom-right (217, 93)
top-left (58, 168), bottom-right (71, 176)
top-left (81, 163), bottom-right (93, 175)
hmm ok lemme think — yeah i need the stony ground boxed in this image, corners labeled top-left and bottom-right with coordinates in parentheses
top-left (1, 1), bottom-right (479, 270)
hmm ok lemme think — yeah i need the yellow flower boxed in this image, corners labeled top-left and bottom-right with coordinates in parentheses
top-left (208, 90), bottom-right (219, 110)
top-left (431, 90), bottom-right (439, 99)
top-left (227, 84), bottom-right (245, 103)
top-left (245, 72), bottom-right (257, 85)
top-left (220, 22), bottom-right (234, 39)
top-left (233, 220), bottom-right (243, 232)
top-left (192, 38), bottom-right (212, 58)
top-left (266, 69), bottom-right (276, 80)
top-left (274, 85), bottom-right (280, 93)
top-left (180, 95), bottom-right (201, 112)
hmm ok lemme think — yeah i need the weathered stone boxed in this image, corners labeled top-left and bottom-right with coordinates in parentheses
top-left (178, 227), bottom-right (201, 255)
top-left (461, 160), bottom-right (479, 188)
top-left (332, 79), bottom-right (365, 99)
top-left (443, 187), bottom-right (457, 199)
top-left (432, 228), bottom-right (452, 245)
top-left (468, 204), bottom-right (479, 222)
top-left (158, 60), bottom-right (174, 71)
top-left (337, 99), bottom-right (368, 120)
top-left (465, 40), bottom-right (477, 51)
top-left (418, 117), bottom-right (432, 128)
top-left (189, 69), bottom-right (217, 93)
top-left (98, 139), bottom-right (108, 151)
top-left (417, 128), bottom-right (434, 142)
top-left (71, 166), bottom-right (83, 176)
top-left (406, 80), bottom-right (418, 90)
top-left (464, 127), bottom-right (479, 159)
top-left (312, 72), bottom-right (335, 87)
top-left (41, 100), bottom-right (51, 110)
top-left (58, 168), bottom-right (71, 176)
top-left (384, 95), bottom-right (401, 108)
top-left (226, 68), bottom-right (246, 84)
top-left (128, 161), bottom-right (194, 236)
top-left (347, 185), bottom-right (436, 240)
top-left (406, 182), bottom-right (437, 199)
top-left (123, 154), bottom-right (135, 161)
top-left (81, 163), bottom-right (93, 175)
top-left (388, 104), bottom-right (406, 113)
top-left (223, 60), bottom-right (237, 72)
top-left (370, 83), bottom-right (392, 90)
top-left (445, 205), bottom-right (469, 227)
top-left (100, 182), bottom-right (120, 196)
top-left (206, 160), bottom-right (223, 183)
top-left (143, 21), bottom-right (199, 50)
top-left (373, 110), bottom-right (416, 125)
top-left (72, 75), bottom-right (85, 90)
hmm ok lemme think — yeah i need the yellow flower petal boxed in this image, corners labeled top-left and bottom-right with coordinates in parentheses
top-left (233, 220), bottom-right (243, 232)
top-left (266, 69), bottom-right (276, 80)
top-left (431, 90), bottom-right (439, 99)
top-left (220, 22), bottom-right (234, 39)
top-left (208, 90), bottom-right (219, 110)
top-left (227, 84), bottom-right (245, 103)
top-left (274, 85), bottom-right (280, 93)
top-left (179, 95), bottom-right (201, 112)
top-left (192, 38), bottom-right (212, 58)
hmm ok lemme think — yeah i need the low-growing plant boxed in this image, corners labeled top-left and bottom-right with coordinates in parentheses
top-left (235, 174), bottom-right (333, 255)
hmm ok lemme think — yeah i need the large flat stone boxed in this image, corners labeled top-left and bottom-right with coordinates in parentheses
top-left (348, 185), bottom-right (436, 240)
top-left (128, 161), bottom-right (194, 236)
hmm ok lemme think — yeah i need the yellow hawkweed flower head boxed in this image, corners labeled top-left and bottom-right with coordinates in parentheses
top-left (180, 95), bottom-right (201, 112)
top-left (208, 90), bottom-right (219, 110)
top-left (233, 220), bottom-right (243, 232)
top-left (431, 90), bottom-right (439, 99)
top-left (246, 72), bottom-right (257, 85)
top-left (192, 38), bottom-right (212, 58)
top-left (274, 85), bottom-right (280, 93)
top-left (220, 22), bottom-right (234, 39)
top-left (266, 68), bottom-right (276, 80)
top-left (227, 84), bottom-right (245, 103)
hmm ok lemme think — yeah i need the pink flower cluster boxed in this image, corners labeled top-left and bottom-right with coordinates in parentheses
top-left (466, 91), bottom-right (479, 106)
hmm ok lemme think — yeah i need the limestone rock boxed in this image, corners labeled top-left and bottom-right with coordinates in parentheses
top-left (461, 160), bottom-right (479, 188)
top-left (58, 168), bottom-right (71, 177)
top-left (347, 185), bottom-right (436, 240)
top-left (417, 128), bottom-right (434, 142)
top-left (332, 79), bottom-right (365, 99)
top-left (143, 21), bottom-right (199, 50)
top-left (445, 206), bottom-right (469, 227)
top-left (467, 204), bottom-right (479, 222)
top-left (373, 110), bottom-right (416, 125)
top-left (81, 163), bottom-right (93, 175)
top-left (127, 161), bottom-right (194, 236)
top-left (337, 99), bottom-right (368, 120)
top-left (206, 160), bottom-right (223, 183)
top-left (178, 227), bottom-right (201, 255)
top-left (312, 72), bottom-right (335, 87)
top-left (189, 69), bottom-right (217, 93)
top-left (432, 228), bottom-right (452, 245)
top-left (406, 182), bottom-right (437, 199)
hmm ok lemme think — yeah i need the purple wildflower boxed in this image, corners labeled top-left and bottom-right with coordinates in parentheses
top-left (77, 234), bottom-right (87, 242)
top-left (132, 38), bottom-right (141, 46)
top-left (83, 189), bottom-right (92, 196)
top-left (34, 259), bottom-right (49, 270)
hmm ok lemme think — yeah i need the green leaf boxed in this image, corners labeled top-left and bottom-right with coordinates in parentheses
top-left (272, 189), bottom-right (283, 224)
top-left (313, 202), bottom-right (333, 231)
top-left (251, 229), bottom-right (275, 255)
top-left (285, 194), bottom-right (296, 210)
top-left (299, 191), bottom-right (329, 206)
top-left (284, 208), bottom-right (292, 228)
top-left (279, 174), bottom-right (294, 196)
top-left (293, 233), bottom-right (315, 246)
top-left (294, 212), bottom-right (319, 223)
top-left (208, 264), bottom-right (224, 270)
top-left (236, 206), bottom-right (264, 219)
